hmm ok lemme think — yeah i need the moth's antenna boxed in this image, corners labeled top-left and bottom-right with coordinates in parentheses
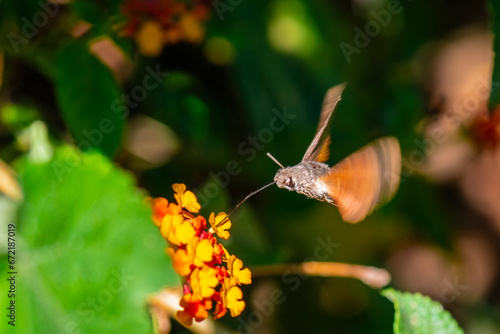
top-left (266, 152), bottom-right (284, 168)
top-left (227, 181), bottom-right (275, 218)
top-left (225, 153), bottom-right (281, 221)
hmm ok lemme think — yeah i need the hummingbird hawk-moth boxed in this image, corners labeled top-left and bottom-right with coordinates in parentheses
top-left (230, 83), bottom-right (401, 223)
top-left (270, 83), bottom-right (401, 223)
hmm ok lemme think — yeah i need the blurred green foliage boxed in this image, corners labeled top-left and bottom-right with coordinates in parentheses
top-left (1, 147), bottom-right (176, 333)
top-left (54, 40), bottom-right (124, 156)
top-left (489, 0), bottom-right (500, 109)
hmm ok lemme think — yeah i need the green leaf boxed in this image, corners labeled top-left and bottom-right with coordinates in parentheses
top-left (0, 104), bottom-right (39, 131)
top-left (54, 40), bottom-right (124, 156)
top-left (0, 147), bottom-right (177, 333)
top-left (382, 288), bottom-right (464, 334)
top-left (71, 0), bottom-right (106, 25)
top-left (489, 0), bottom-right (500, 110)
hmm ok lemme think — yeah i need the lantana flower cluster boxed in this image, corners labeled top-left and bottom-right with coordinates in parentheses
top-left (121, 0), bottom-right (210, 57)
top-left (152, 183), bottom-right (251, 327)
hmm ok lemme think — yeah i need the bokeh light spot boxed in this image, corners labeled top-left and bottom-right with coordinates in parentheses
top-left (204, 36), bottom-right (236, 66)
top-left (267, 0), bottom-right (319, 57)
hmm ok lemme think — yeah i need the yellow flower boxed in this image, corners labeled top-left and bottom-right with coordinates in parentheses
top-left (190, 266), bottom-right (219, 299)
top-left (173, 183), bottom-right (201, 213)
top-left (228, 255), bottom-right (252, 285)
top-left (160, 214), bottom-right (195, 246)
top-left (209, 212), bottom-right (231, 239)
top-left (175, 220), bottom-right (197, 244)
top-left (187, 238), bottom-right (214, 267)
top-left (160, 214), bottom-right (182, 240)
top-left (226, 284), bottom-right (245, 317)
top-left (135, 20), bottom-right (164, 57)
top-left (215, 278), bottom-right (246, 318)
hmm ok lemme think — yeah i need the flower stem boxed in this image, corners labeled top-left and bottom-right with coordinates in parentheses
top-left (250, 262), bottom-right (391, 289)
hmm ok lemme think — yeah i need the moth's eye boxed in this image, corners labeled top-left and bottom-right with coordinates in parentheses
top-left (285, 177), bottom-right (295, 188)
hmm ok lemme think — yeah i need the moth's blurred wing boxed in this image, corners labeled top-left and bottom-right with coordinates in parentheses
top-left (320, 137), bottom-right (401, 223)
top-left (302, 83), bottom-right (346, 163)
top-left (312, 136), bottom-right (331, 164)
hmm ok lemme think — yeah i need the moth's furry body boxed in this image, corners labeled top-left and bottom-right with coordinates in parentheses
top-left (274, 162), bottom-right (334, 204)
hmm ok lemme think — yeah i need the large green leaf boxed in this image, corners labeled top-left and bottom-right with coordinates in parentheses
top-left (0, 147), bottom-right (177, 333)
top-left (382, 288), bottom-right (464, 334)
top-left (54, 40), bottom-right (124, 156)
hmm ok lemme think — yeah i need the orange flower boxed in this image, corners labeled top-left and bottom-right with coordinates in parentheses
top-left (177, 293), bottom-right (208, 327)
top-left (152, 197), bottom-right (180, 227)
top-left (209, 212), bottom-right (231, 239)
top-left (171, 248), bottom-right (192, 276)
top-left (190, 216), bottom-right (206, 230)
